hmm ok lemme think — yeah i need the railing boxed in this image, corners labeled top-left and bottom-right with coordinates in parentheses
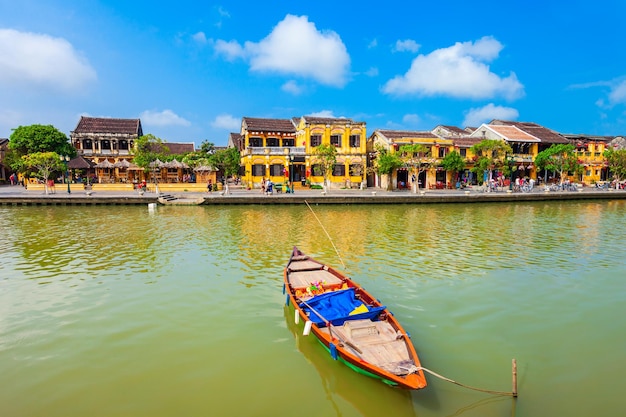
top-left (243, 146), bottom-right (306, 156)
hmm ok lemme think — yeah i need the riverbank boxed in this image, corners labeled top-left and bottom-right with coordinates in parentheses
top-left (2, 184), bottom-right (626, 205)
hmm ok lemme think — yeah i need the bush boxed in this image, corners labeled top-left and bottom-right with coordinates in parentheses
top-left (310, 184), bottom-right (323, 189)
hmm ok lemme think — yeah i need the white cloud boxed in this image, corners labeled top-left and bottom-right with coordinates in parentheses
top-left (192, 32), bottom-right (208, 44)
top-left (382, 36), bottom-right (524, 100)
top-left (214, 39), bottom-right (246, 61)
top-left (608, 79), bottom-right (626, 105)
top-left (140, 109), bottom-right (191, 127)
top-left (394, 39), bottom-right (420, 53)
top-left (307, 110), bottom-right (336, 118)
top-left (215, 14), bottom-right (350, 87)
top-left (402, 114), bottom-right (421, 125)
top-left (368, 39), bottom-right (378, 49)
top-left (281, 80), bottom-right (303, 95)
top-left (0, 29), bottom-right (96, 93)
top-left (211, 114), bottom-right (240, 130)
top-left (365, 67), bottom-right (379, 77)
top-left (462, 103), bottom-right (519, 127)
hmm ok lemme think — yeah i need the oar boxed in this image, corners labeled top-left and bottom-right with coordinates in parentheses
top-left (299, 298), bottom-right (363, 356)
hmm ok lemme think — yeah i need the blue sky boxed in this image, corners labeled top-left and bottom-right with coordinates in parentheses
top-left (1, 0), bottom-right (626, 147)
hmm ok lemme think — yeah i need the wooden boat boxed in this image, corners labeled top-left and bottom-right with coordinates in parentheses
top-left (283, 246), bottom-right (427, 390)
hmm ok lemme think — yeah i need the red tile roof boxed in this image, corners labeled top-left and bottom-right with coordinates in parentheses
top-left (242, 117), bottom-right (295, 133)
top-left (73, 116), bottom-right (143, 136)
top-left (302, 116), bottom-right (361, 125)
top-left (376, 130), bottom-right (439, 140)
top-left (490, 120), bottom-right (568, 144)
top-left (162, 143), bottom-right (195, 154)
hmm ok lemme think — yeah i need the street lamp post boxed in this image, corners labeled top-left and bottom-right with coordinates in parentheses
top-left (289, 155), bottom-right (294, 193)
top-left (60, 155), bottom-right (71, 194)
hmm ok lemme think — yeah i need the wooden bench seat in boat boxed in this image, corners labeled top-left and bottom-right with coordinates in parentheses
top-left (322, 319), bottom-right (415, 375)
top-left (287, 257), bottom-right (343, 290)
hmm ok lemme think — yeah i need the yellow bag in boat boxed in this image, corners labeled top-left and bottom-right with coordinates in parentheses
top-left (349, 303), bottom-right (369, 316)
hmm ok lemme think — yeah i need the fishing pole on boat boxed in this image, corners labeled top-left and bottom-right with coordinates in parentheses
top-left (408, 359), bottom-right (518, 397)
top-left (304, 200), bottom-right (345, 268)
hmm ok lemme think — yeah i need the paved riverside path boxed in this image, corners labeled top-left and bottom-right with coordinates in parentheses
top-left (1, 183), bottom-right (626, 205)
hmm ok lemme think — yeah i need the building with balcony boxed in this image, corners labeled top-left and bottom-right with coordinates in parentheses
top-left (70, 116), bottom-right (143, 163)
top-left (238, 116), bottom-right (367, 190)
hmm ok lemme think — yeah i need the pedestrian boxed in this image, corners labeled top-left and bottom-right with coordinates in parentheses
top-left (207, 179), bottom-right (212, 192)
top-left (261, 177), bottom-right (266, 194)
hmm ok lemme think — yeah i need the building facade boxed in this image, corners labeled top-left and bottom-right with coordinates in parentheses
top-left (238, 116), bottom-right (367, 190)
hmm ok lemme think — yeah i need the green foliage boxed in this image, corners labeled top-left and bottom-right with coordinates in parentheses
top-left (469, 139), bottom-right (512, 180)
top-left (208, 147), bottom-right (241, 177)
top-left (440, 151), bottom-right (466, 178)
top-left (603, 148), bottom-right (626, 183)
top-left (21, 152), bottom-right (65, 192)
top-left (373, 145), bottom-right (402, 175)
top-left (199, 140), bottom-right (215, 154)
top-left (8, 125), bottom-right (74, 170)
top-left (132, 134), bottom-right (169, 170)
top-left (313, 144), bottom-right (337, 181)
top-left (534, 144), bottom-right (580, 182)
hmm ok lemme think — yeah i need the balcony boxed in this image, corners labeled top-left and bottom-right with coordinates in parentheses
top-left (243, 146), bottom-right (306, 156)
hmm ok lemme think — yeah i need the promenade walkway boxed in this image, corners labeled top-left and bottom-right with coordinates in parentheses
top-left (1, 183), bottom-right (625, 206)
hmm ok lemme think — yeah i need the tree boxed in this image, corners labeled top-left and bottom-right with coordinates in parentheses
top-left (132, 134), bottom-right (169, 170)
top-left (371, 145), bottom-right (402, 190)
top-left (7, 124), bottom-right (74, 171)
top-left (534, 144), bottom-right (580, 185)
top-left (603, 148), bottom-right (626, 189)
top-left (398, 143), bottom-right (434, 192)
top-left (21, 152), bottom-right (65, 195)
top-left (313, 144), bottom-right (337, 191)
top-left (208, 147), bottom-right (241, 178)
top-left (470, 139), bottom-right (512, 191)
top-left (199, 140), bottom-right (216, 154)
top-left (440, 151), bottom-right (466, 187)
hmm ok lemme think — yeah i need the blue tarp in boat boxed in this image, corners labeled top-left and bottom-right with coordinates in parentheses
top-left (299, 288), bottom-right (386, 327)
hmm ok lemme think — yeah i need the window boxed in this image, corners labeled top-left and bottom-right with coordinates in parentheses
top-left (438, 147), bottom-right (446, 158)
top-left (267, 137), bottom-right (279, 147)
top-left (252, 164), bottom-right (265, 176)
top-left (349, 135), bottom-right (360, 147)
top-left (270, 164), bottom-right (283, 176)
top-left (282, 138), bottom-right (294, 147)
top-left (119, 140), bottom-right (129, 150)
top-left (249, 137), bottom-right (262, 147)
top-left (349, 164), bottom-right (362, 176)
top-left (83, 139), bottom-right (92, 149)
top-left (332, 164), bottom-right (345, 176)
top-left (459, 148), bottom-right (467, 157)
top-left (310, 134), bottom-right (322, 147)
top-left (101, 140), bottom-right (111, 150)
top-left (311, 164), bottom-right (323, 176)
top-left (330, 134), bottom-right (342, 147)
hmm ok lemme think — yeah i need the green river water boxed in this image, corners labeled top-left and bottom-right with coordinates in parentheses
top-left (1, 201), bottom-right (624, 417)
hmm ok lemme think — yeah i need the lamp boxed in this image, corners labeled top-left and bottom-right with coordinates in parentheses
top-left (60, 155), bottom-right (71, 194)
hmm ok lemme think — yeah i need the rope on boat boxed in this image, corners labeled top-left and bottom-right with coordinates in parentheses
top-left (402, 360), bottom-right (518, 397)
top-left (304, 200), bottom-right (345, 268)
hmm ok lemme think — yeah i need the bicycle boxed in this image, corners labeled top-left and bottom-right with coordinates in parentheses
top-left (521, 183), bottom-right (534, 193)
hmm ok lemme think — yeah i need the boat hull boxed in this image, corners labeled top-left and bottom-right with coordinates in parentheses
top-left (283, 246), bottom-right (427, 390)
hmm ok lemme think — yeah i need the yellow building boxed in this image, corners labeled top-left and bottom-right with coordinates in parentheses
top-left (239, 116), bottom-right (367, 190)
top-left (294, 116), bottom-right (367, 189)
top-left (565, 135), bottom-right (612, 184)
top-left (368, 130), bottom-right (454, 190)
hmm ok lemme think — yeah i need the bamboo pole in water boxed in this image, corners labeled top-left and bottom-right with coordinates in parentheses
top-left (512, 359), bottom-right (518, 397)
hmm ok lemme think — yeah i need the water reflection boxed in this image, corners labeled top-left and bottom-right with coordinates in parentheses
top-left (1, 200), bottom-right (625, 417)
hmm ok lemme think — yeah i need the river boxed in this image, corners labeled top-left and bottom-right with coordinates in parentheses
top-left (1, 201), bottom-right (624, 416)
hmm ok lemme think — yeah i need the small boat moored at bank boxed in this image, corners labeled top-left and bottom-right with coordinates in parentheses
top-left (283, 246), bottom-right (427, 390)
